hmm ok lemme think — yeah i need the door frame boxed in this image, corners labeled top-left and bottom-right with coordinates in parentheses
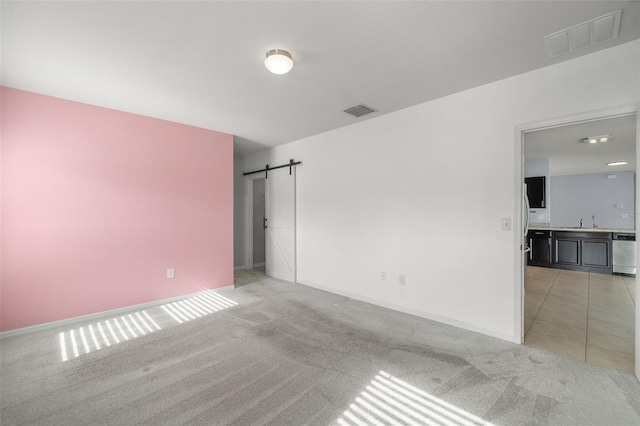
top-left (513, 103), bottom-right (639, 379)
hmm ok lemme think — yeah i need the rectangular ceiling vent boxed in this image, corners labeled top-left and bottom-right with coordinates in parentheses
top-left (544, 9), bottom-right (622, 58)
top-left (344, 104), bottom-right (377, 118)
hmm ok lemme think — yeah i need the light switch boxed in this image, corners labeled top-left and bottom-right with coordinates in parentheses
top-left (501, 218), bottom-right (512, 231)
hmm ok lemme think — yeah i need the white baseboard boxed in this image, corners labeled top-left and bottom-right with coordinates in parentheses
top-left (297, 279), bottom-right (514, 343)
top-left (234, 265), bottom-right (246, 270)
top-left (252, 262), bottom-right (265, 267)
top-left (0, 285), bottom-right (235, 340)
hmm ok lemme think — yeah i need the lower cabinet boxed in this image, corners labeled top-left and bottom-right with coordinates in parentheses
top-left (528, 230), bottom-right (552, 267)
top-left (554, 234), bottom-right (580, 266)
top-left (553, 231), bottom-right (612, 273)
top-left (528, 230), bottom-right (612, 273)
top-left (582, 238), bottom-right (611, 269)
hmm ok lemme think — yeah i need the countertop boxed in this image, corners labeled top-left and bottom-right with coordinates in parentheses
top-left (529, 226), bottom-right (636, 234)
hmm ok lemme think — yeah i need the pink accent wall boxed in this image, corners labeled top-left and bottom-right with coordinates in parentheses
top-left (0, 87), bottom-right (234, 332)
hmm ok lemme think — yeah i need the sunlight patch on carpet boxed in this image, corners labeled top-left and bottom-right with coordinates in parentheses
top-left (337, 371), bottom-right (494, 426)
top-left (59, 311), bottom-right (161, 361)
top-left (159, 290), bottom-right (238, 324)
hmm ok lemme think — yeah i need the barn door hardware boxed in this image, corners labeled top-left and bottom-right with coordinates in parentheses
top-left (243, 159), bottom-right (302, 179)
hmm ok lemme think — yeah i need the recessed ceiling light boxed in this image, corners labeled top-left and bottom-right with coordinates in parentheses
top-left (607, 161), bottom-right (627, 166)
top-left (264, 49), bottom-right (294, 75)
top-left (581, 134), bottom-right (613, 144)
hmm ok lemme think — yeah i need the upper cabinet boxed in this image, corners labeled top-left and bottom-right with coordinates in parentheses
top-left (525, 176), bottom-right (546, 208)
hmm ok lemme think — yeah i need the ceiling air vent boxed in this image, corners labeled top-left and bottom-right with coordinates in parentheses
top-left (344, 104), bottom-right (377, 118)
top-left (544, 9), bottom-right (622, 58)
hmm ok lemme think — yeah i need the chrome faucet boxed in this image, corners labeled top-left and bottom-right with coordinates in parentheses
top-left (580, 218), bottom-right (583, 228)
top-left (592, 215), bottom-right (596, 228)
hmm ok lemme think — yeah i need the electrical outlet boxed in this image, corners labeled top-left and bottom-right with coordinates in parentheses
top-left (167, 268), bottom-right (175, 279)
top-left (399, 274), bottom-right (406, 285)
top-left (381, 271), bottom-right (387, 280)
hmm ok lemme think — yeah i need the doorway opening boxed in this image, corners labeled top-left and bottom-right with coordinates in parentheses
top-left (252, 178), bottom-right (266, 272)
top-left (517, 110), bottom-right (637, 376)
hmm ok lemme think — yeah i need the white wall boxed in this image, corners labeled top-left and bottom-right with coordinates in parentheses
top-left (233, 155), bottom-right (245, 268)
top-left (245, 41), bottom-right (640, 341)
top-left (524, 158), bottom-right (551, 224)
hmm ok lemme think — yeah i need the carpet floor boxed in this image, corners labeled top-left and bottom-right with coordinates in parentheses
top-left (1, 269), bottom-right (639, 425)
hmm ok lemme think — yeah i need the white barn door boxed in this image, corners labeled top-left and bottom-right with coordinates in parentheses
top-left (265, 167), bottom-right (296, 282)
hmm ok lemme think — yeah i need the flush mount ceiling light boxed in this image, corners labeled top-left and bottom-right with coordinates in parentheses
top-left (607, 161), bottom-right (628, 166)
top-left (264, 49), bottom-right (294, 75)
top-left (581, 135), bottom-right (613, 144)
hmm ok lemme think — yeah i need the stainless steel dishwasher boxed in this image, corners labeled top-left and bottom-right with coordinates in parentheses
top-left (612, 233), bottom-right (636, 276)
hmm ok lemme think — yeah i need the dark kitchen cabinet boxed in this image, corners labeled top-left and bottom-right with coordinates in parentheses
top-left (527, 230), bottom-right (552, 267)
top-left (525, 176), bottom-right (546, 208)
top-left (552, 231), bottom-right (611, 273)
top-left (582, 238), bottom-right (611, 269)
top-left (554, 234), bottom-right (581, 266)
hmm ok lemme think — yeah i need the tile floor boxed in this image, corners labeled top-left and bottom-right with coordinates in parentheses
top-left (524, 266), bottom-right (636, 374)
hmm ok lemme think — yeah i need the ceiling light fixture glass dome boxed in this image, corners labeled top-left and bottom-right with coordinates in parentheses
top-left (264, 49), bottom-right (294, 75)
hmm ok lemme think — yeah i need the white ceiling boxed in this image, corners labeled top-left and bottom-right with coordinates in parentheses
top-left (2, 1), bottom-right (639, 155)
top-left (524, 114), bottom-right (637, 176)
